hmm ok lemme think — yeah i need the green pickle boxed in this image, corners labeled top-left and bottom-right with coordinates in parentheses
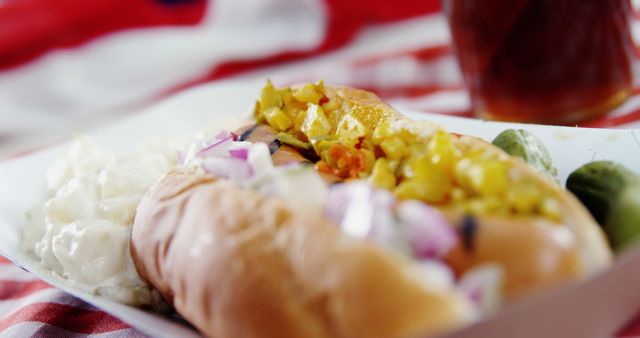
top-left (492, 129), bottom-right (559, 183)
top-left (567, 161), bottom-right (640, 252)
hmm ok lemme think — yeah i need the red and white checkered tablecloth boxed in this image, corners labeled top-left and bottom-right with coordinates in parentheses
top-left (2, 0), bottom-right (640, 337)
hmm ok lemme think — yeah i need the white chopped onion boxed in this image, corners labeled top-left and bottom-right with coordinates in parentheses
top-left (201, 157), bottom-right (253, 182)
top-left (182, 131), bottom-right (247, 165)
top-left (417, 259), bottom-right (456, 290)
top-left (338, 182), bottom-right (377, 238)
top-left (368, 190), bottom-right (397, 246)
top-left (248, 142), bottom-right (274, 177)
top-left (458, 263), bottom-right (504, 315)
top-left (324, 184), bottom-right (351, 224)
top-left (325, 182), bottom-right (395, 239)
top-left (272, 166), bottom-right (328, 209)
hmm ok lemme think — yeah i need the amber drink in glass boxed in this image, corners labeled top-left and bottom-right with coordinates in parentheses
top-left (443, 0), bottom-right (634, 124)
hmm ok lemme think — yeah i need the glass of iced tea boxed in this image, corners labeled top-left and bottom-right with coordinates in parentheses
top-left (443, 0), bottom-right (634, 124)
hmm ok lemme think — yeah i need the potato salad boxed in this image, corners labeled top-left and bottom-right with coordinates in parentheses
top-left (21, 137), bottom-right (179, 306)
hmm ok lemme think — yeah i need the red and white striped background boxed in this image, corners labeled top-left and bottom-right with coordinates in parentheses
top-left (2, 0), bottom-right (640, 337)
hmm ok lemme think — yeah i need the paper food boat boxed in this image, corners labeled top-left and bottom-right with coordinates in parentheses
top-left (1, 80), bottom-right (640, 338)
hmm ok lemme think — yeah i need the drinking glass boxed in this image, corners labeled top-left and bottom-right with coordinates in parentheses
top-left (443, 0), bottom-right (634, 124)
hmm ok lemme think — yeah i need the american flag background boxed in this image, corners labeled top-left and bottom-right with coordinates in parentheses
top-left (2, 0), bottom-right (640, 336)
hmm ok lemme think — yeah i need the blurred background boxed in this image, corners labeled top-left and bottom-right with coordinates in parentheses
top-left (3, 0), bottom-right (640, 160)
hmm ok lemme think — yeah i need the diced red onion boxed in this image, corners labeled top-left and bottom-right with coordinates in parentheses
top-left (191, 130), bottom-right (238, 158)
top-left (196, 138), bottom-right (232, 158)
top-left (325, 182), bottom-right (394, 239)
top-left (324, 184), bottom-right (354, 225)
top-left (326, 183), bottom-right (456, 261)
top-left (325, 182), bottom-right (375, 229)
top-left (201, 157), bottom-right (253, 181)
top-left (367, 190), bottom-right (396, 243)
top-left (396, 201), bottom-right (457, 259)
top-left (229, 148), bottom-right (249, 160)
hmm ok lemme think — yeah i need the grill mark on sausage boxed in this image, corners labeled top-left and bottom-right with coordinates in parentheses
top-left (461, 215), bottom-right (478, 252)
top-left (269, 139), bottom-right (282, 154)
top-left (296, 147), bottom-right (321, 162)
top-left (238, 124), bottom-right (260, 141)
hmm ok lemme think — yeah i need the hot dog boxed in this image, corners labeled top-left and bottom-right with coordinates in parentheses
top-left (238, 82), bottom-right (611, 297)
top-left (130, 81), bottom-right (612, 337)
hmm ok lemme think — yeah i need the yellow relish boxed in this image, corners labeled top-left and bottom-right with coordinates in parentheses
top-left (254, 81), bottom-right (560, 221)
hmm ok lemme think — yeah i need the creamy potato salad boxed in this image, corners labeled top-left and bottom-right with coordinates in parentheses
top-left (22, 137), bottom-right (180, 306)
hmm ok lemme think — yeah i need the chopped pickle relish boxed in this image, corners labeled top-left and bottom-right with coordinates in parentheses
top-left (254, 80), bottom-right (561, 221)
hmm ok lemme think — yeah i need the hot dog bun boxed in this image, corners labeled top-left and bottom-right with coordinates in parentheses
top-left (130, 83), bottom-right (613, 338)
top-left (131, 170), bottom-right (475, 338)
